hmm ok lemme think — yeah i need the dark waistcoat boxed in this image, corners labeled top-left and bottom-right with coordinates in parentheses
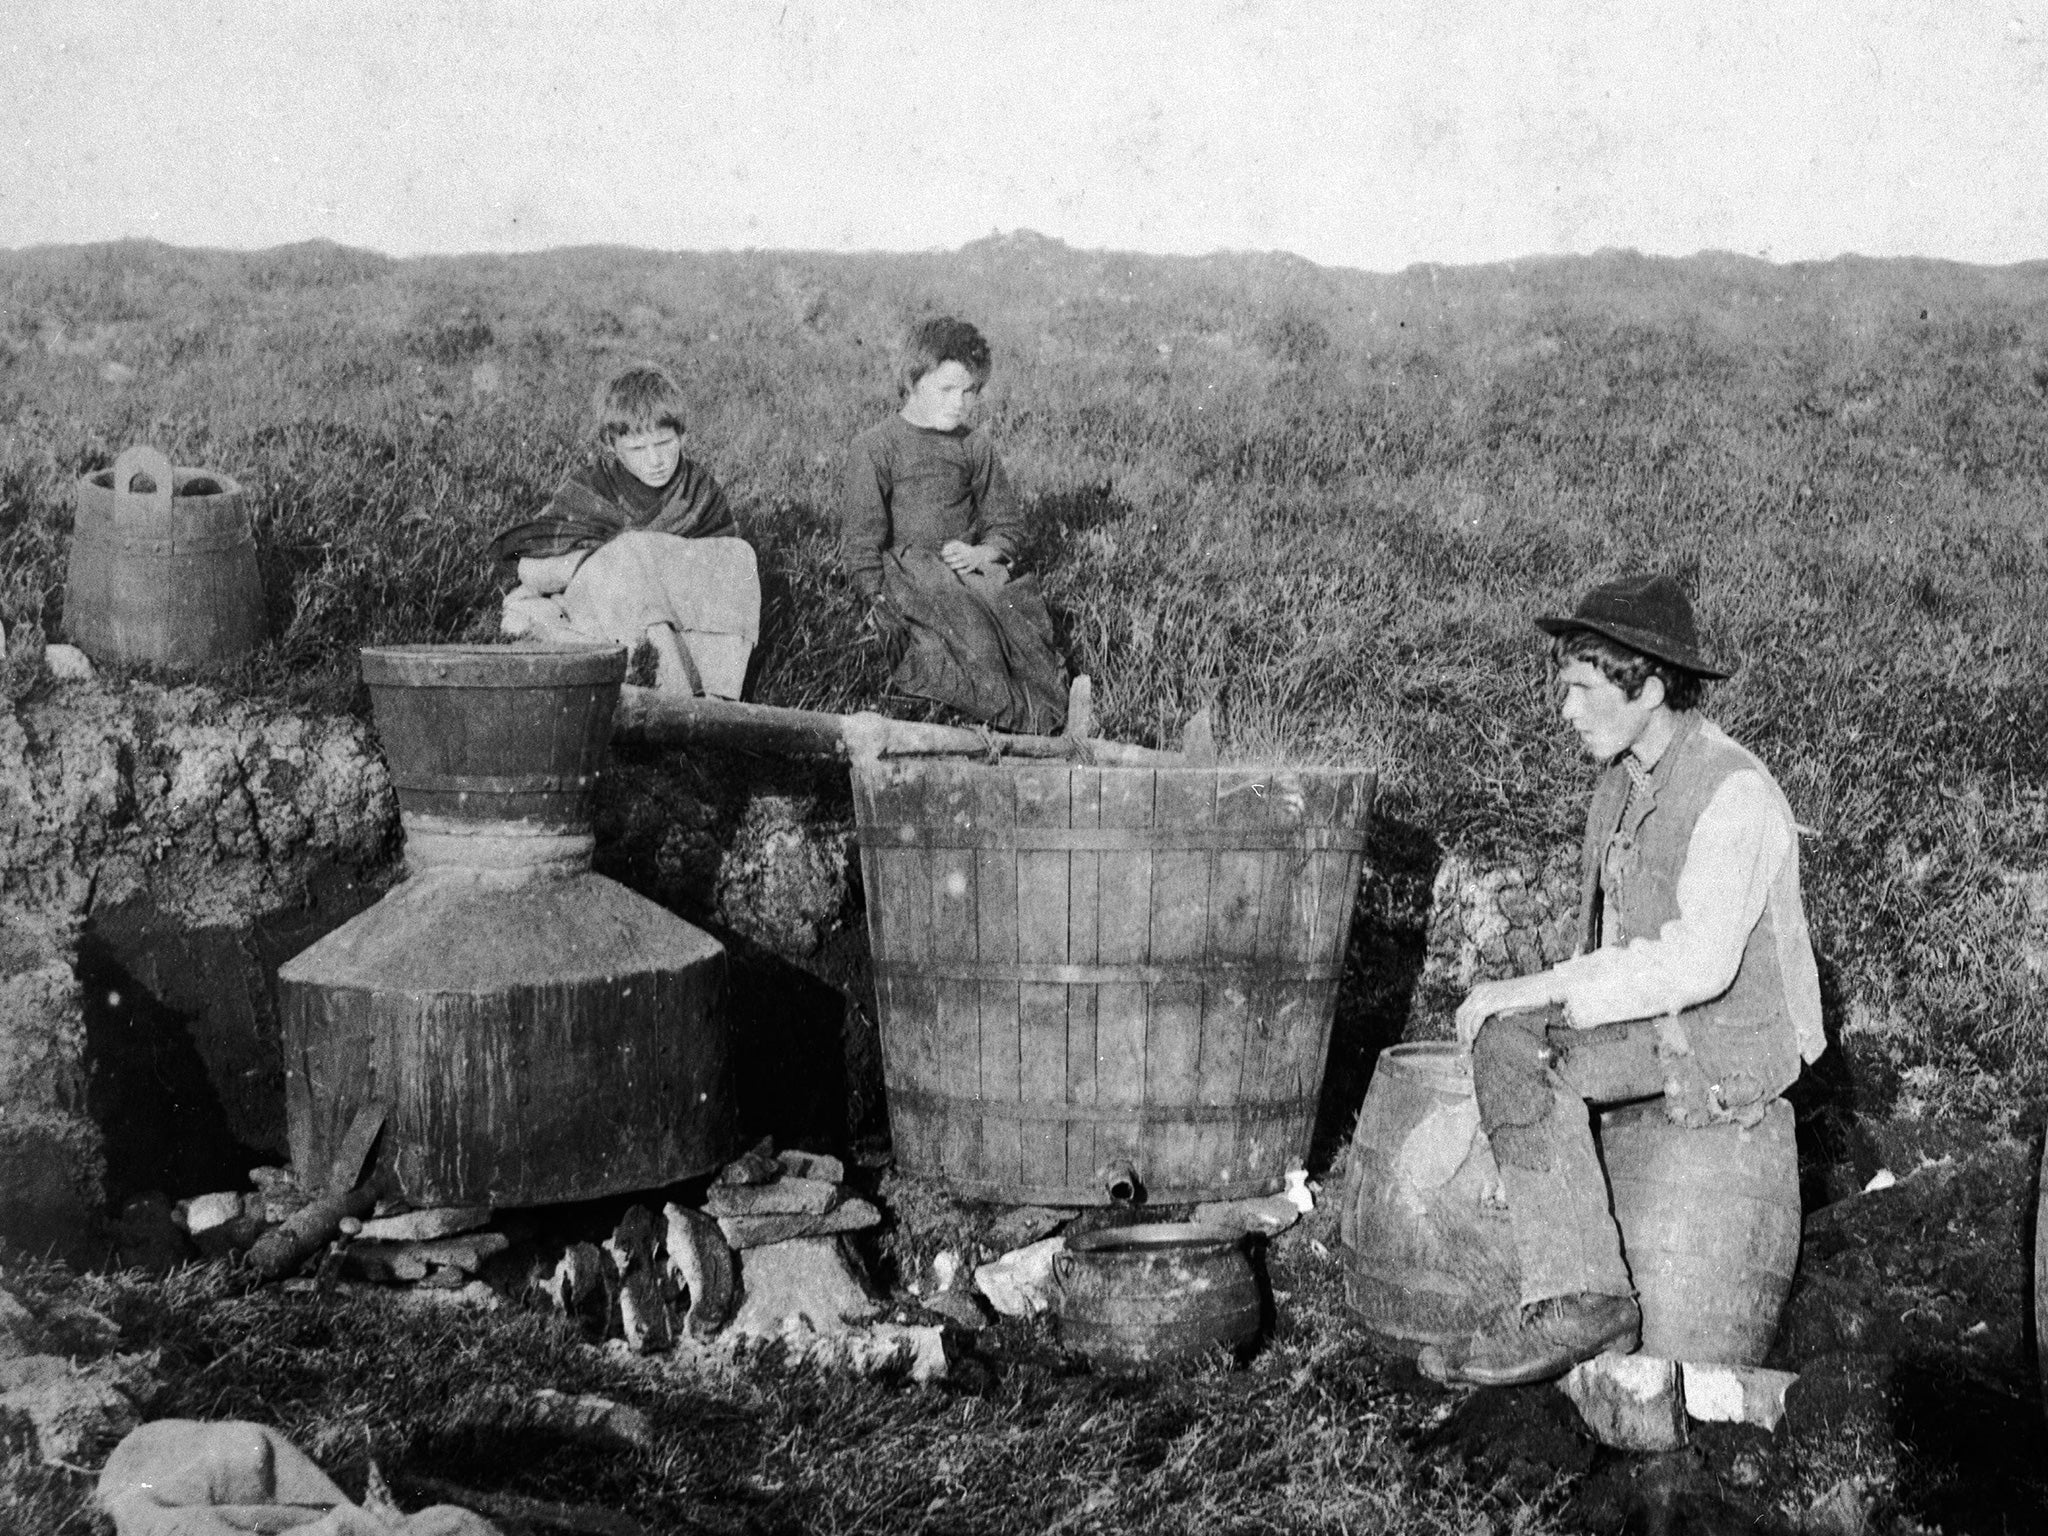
top-left (1575, 712), bottom-right (1809, 1087)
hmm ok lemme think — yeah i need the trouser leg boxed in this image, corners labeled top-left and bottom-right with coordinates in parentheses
top-left (1471, 1012), bottom-right (1665, 1306)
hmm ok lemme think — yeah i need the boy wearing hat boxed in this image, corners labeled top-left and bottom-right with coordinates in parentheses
top-left (1420, 573), bottom-right (1825, 1388)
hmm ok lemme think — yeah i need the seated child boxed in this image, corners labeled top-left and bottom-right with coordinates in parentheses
top-left (488, 364), bottom-right (760, 697)
top-left (839, 317), bottom-right (1068, 734)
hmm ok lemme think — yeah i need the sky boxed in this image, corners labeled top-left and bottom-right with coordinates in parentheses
top-left (5, 0), bottom-right (2047, 272)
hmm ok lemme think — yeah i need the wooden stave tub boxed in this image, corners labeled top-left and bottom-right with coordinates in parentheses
top-left (65, 444), bottom-right (263, 670)
top-left (853, 758), bottom-right (1374, 1206)
top-left (359, 642), bottom-right (626, 831)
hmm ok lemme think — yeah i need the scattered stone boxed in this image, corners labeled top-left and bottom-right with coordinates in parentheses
top-left (1559, 1352), bottom-right (1687, 1452)
top-left (190, 1211), bottom-right (266, 1260)
top-left (984, 1205), bottom-right (1076, 1252)
top-left (540, 1242), bottom-right (612, 1338)
top-left (0, 1354), bottom-right (141, 1465)
top-left (1190, 1194), bottom-right (1301, 1237)
top-left (419, 1265), bottom-right (469, 1290)
top-left (344, 1245), bottom-right (430, 1284)
top-left (920, 1290), bottom-right (989, 1333)
top-left (112, 1193), bottom-right (192, 1274)
top-left (729, 1237), bottom-right (881, 1339)
top-left (793, 1319), bottom-right (948, 1383)
top-left (396, 1232), bottom-right (509, 1274)
top-left (1682, 1362), bottom-right (1797, 1431)
top-left (42, 644), bottom-right (95, 680)
top-left (777, 1149), bottom-right (846, 1184)
top-left (337, 1216), bottom-right (363, 1237)
top-left (99, 360), bottom-right (137, 385)
top-left (663, 1202), bottom-right (736, 1337)
top-left (250, 1166), bottom-right (311, 1225)
top-left (717, 1197), bottom-right (882, 1250)
top-left (604, 1207), bottom-right (675, 1355)
top-left (183, 1191), bottom-right (246, 1234)
top-left (704, 1176), bottom-right (841, 1218)
top-left (356, 1206), bottom-right (492, 1243)
top-left (716, 1140), bottom-right (782, 1186)
top-left (974, 1235), bottom-right (1064, 1318)
top-left (526, 1389), bottom-right (653, 1451)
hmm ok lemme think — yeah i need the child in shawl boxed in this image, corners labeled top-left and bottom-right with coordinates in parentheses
top-left (489, 364), bottom-right (760, 697)
top-left (839, 317), bottom-right (1067, 734)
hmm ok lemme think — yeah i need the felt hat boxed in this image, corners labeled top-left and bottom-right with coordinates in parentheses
top-left (1534, 572), bottom-right (1732, 679)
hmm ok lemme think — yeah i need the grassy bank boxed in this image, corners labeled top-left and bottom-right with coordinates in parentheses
top-left (2, 235), bottom-right (2044, 1111)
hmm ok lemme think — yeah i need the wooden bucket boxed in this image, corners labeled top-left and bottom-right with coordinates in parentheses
top-left (1601, 1096), bottom-right (1801, 1365)
top-left (1052, 1222), bottom-right (1261, 1369)
top-left (852, 759), bottom-right (1373, 1205)
top-left (359, 643), bottom-right (626, 833)
top-left (1340, 1042), bottom-right (1520, 1349)
top-left (65, 444), bottom-right (263, 669)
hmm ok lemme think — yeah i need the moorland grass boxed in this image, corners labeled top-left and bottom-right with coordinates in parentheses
top-left (1, 235), bottom-right (2044, 1116)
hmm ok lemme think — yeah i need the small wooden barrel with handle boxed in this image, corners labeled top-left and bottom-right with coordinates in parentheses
top-left (65, 444), bottom-right (263, 669)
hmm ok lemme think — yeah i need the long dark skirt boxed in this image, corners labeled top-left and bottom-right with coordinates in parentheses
top-left (880, 549), bottom-right (1067, 735)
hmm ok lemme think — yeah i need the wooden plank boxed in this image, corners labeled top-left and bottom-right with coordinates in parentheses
top-left (1146, 770), bottom-right (1216, 1196)
top-left (1241, 769), bottom-right (1309, 1172)
top-left (925, 761), bottom-right (984, 1187)
top-left (859, 768), bottom-right (916, 1171)
top-left (1092, 768), bottom-right (1156, 1197)
top-left (1203, 768), bottom-right (1269, 1187)
top-left (974, 767), bottom-right (1022, 1194)
top-left (1064, 768), bottom-right (1103, 1195)
top-left (1013, 762), bottom-right (1075, 1196)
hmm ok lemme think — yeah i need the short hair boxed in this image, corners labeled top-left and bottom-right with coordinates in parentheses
top-left (896, 317), bottom-right (992, 397)
top-left (593, 364), bottom-right (687, 443)
top-left (1551, 628), bottom-right (1709, 712)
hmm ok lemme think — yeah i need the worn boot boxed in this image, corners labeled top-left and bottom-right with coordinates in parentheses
top-left (1417, 1293), bottom-right (1641, 1388)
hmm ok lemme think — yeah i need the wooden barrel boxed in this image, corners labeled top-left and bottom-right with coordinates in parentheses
top-left (65, 444), bottom-right (263, 669)
top-left (1052, 1222), bottom-right (1260, 1369)
top-left (1340, 1042), bottom-right (1520, 1350)
top-left (852, 759), bottom-right (1374, 1205)
top-left (1601, 1096), bottom-right (1801, 1365)
top-left (359, 643), bottom-right (626, 832)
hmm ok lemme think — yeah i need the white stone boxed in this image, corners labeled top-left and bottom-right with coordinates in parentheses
top-left (973, 1235), bottom-right (1065, 1318)
top-left (1682, 1362), bottom-right (1798, 1431)
top-left (43, 645), bottom-right (96, 681)
top-left (355, 1206), bottom-right (492, 1243)
top-left (728, 1237), bottom-right (880, 1339)
top-left (183, 1192), bottom-right (245, 1234)
top-left (1282, 1169), bottom-right (1317, 1214)
top-left (1559, 1352), bottom-right (1686, 1452)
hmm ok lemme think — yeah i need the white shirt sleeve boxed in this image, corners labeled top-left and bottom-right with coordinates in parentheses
top-left (1548, 770), bottom-right (1792, 1029)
